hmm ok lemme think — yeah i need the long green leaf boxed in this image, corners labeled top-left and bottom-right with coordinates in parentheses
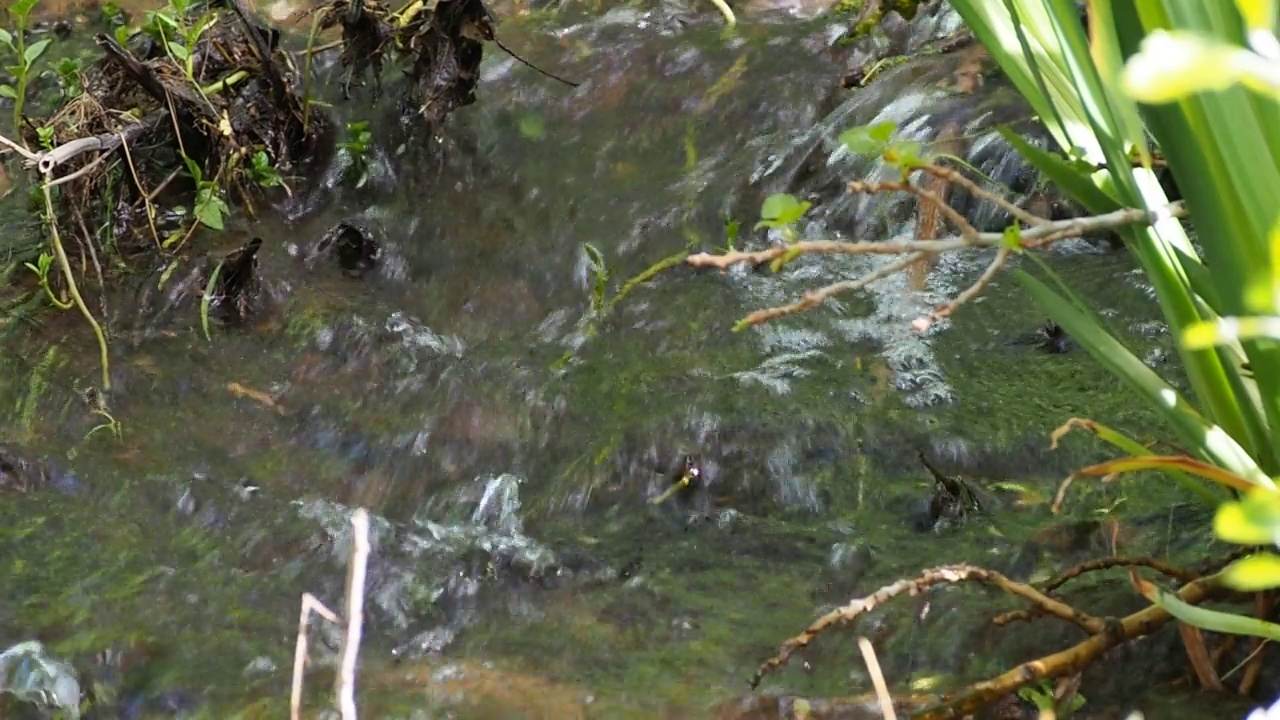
top-left (996, 127), bottom-right (1120, 214)
top-left (1017, 270), bottom-right (1269, 486)
top-left (1140, 574), bottom-right (1280, 641)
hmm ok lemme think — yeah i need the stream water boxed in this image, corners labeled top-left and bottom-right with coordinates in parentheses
top-left (0, 1), bottom-right (1259, 718)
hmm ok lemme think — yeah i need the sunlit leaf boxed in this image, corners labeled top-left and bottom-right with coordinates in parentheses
top-left (1236, 0), bottom-right (1277, 29)
top-left (1214, 487), bottom-right (1280, 545)
top-left (0, 29), bottom-right (13, 48)
top-left (839, 122), bottom-right (896, 155)
top-left (1122, 31), bottom-right (1274, 103)
top-left (1183, 317), bottom-right (1280, 350)
top-left (0, 84), bottom-right (17, 100)
top-left (1222, 553), bottom-right (1280, 591)
top-left (756, 193), bottom-right (811, 230)
top-left (9, 0), bottom-right (40, 20)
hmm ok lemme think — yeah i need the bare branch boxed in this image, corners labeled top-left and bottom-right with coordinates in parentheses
top-left (750, 563), bottom-right (1108, 689)
top-left (738, 252), bottom-right (924, 327)
top-left (919, 163), bottom-right (1048, 228)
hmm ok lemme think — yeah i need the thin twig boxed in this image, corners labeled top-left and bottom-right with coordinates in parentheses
top-left (919, 163), bottom-right (1047, 227)
top-left (922, 246), bottom-right (1010, 327)
top-left (851, 179), bottom-right (980, 240)
top-left (858, 637), bottom-right (897, 720)
top-left (119, 132), bottom-right (162, 249)
top-left (1041, 556), bottom-right (1199, 593)
top-left (738, 252), bottom-right (924, 327)
top-left (0, 131), bottom-right (39, 162)
top-left (493, 37), bottom-right (581, 88)
top-left (687, 201), bottom-right (1187, 271)
top-left (751, 564), bottom-right (1107, 688)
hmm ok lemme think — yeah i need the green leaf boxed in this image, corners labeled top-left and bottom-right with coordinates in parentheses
top-left (724, 217), bottom-right (740, 247)
top-left (867, 121), bottom-right (895, 143)
top-left (1122, 31), bottom-right (1273, 103)
top-left (168, 42), bottom-right (190, 62)
top-left (1222, 553), bottom-right (1280, 592)
top-left (1214, 488), bottom-right (1280, 545)
top-left (755, 193), bottom-right (811, 230)
top-left (23, 38), bottom-right (51, 66)
top-left (194, 188), bottom-right (226, 230)
top-left (1017, 270), bottom-right (1270, 488)
top-left (1001, 224), bottom-right (1022, 250)
top-left (0, 28), bottom-right (13, 47)
top-left (0, 84), bottom-right (17, 100)
top-left (997, 127), bottom-right (1120, 215)
top-left (1141, 576), bottom-right (1280, 642)
top-left (9, 0), bottom-right (40, 21)
top-left (839, 122), bottom-right (896, 155)
top-left (1182, 317), bottom-right (1280, 350)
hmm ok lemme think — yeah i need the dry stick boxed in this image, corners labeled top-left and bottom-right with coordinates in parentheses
top-left (1177, 621), bottom-right (1223, 691)
top-left (118, 133), bottom-right (163, 250)
top-left (739, 252), bottom-right (925, 327)
top-left (0, 130), bottom-right (38, 161)
top-left (1041, 556), bottom-right (1199, 594)
top-left (750, 564), bottom-right (1106, 689)
top-left (855, 180), bottom-right (982, 241)
top-left (918, 163), bottom-right (1047, 228)
top-left (858, 637), bottom-right (897, 720)
top-left (688, 196), bottom-right (1186, 328)
top-left (688, 202), bottom-right (1188, 270)
top-left (925, 246), bottom-right (1009, 325)
top-left (290, 508), bottom-right (371, 720)
top-left (290, 593), bottom-right (341, 720)
top-left (913, 572), bottom-right (1225, 720)
top-left (337, 508), bottom-right (371, 720)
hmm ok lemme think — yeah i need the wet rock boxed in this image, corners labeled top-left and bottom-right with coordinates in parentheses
top-left (133, 236), bottom-right (281, 336)
top-left (0, 641), bottom-right (81, 718)
top-left (0, 446), bottom-right (45, 494)
top-left (309, 221), bottom-right (381, 277)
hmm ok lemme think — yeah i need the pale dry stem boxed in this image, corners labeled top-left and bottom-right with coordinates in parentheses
top-left (686, 168), bottom-right (1187, 330)
top-left (291, 507), bottom-right (372, 720)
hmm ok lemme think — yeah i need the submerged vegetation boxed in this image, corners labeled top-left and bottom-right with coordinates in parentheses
top-left (4, 0), bottom-right (1280, 717)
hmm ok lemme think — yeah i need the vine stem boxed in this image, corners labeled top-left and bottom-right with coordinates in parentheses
top-left (42, 173), bottom-right (111, 392)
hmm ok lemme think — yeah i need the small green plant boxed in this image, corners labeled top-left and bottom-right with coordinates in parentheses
top-left (0, 0), bottom-right (53, 141)
top-left (721, 214), bottom-right (741, 251)
top-left (249, 150), bottom-right (283, 189)
top-left (1017, 679), bottom-right (1086, 718)
top-left (35, 125), bottom-right (54, 151)
top-left (582, 242), bottom-right (610, 317)
top-left (339, 120), bottom-right (374, 188)
top-left (184, 156), bottom-right (228, 231)
top-left (100, 1), bottom-right (127, 28)
top-left (23, 251), bottom-right (72, 310)
top-left (53, 57), bottom-right (84, 99)
top-left (141, 0), bottom-right (216, 89)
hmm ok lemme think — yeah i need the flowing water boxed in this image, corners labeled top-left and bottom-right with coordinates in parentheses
top-left (0, 1), bottom-right (1258, 718)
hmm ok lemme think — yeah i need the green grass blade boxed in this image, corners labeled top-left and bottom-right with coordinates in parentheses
top-left (1017, 269), bottom-right (1268, 485)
